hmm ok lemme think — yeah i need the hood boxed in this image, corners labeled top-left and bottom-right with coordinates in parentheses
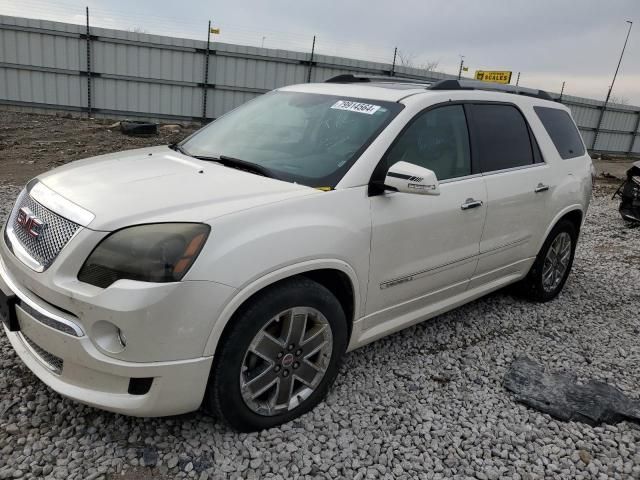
top-left (36, 146), bottom-right (317, 231)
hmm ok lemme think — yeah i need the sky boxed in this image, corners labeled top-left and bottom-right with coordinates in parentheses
top-left (2, 0), bottom-right (639, 104)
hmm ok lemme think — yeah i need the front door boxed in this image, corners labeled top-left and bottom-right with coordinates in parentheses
top-left (365, 104), bottom-right (487, 332)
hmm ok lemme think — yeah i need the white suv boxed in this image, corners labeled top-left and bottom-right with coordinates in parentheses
top-left (0, 76), bottom-right (592, 431)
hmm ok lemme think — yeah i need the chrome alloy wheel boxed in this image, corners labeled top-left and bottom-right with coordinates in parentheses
top-left (542, 231), bottom-right (572, 293)
top-left (240, 307), bottom-right (333, 416)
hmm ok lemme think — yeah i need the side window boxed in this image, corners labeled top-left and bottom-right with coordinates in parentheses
top-left (534, 106), bottom-right (585, 159)
top-left (470, 104), bottom-right (534, 172)
top-left (385, 105), bottom-right (471, 181)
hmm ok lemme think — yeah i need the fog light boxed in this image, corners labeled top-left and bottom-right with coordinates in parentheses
top-left (92, 320), bottom-right (127, 354)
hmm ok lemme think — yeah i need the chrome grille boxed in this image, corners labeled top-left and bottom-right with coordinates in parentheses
top-left (21, 333), bottom-right (63, 374)
top-left (7, 190), bottom-right (81, 270)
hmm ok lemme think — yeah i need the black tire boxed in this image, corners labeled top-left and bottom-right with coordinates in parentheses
top-left (119, 121), bottom-right (158, 136)
top-left (519, 219), bottom-right (578, 302)
top-left (204, 277), bottom-right (348, 432)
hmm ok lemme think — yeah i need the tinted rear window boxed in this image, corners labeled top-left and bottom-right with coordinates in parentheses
top-left (470, 104), bottom-right (534, 173)
top-left (534, 106), bottom-right (585, 159)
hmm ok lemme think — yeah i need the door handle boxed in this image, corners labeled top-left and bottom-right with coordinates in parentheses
top-left (534, 183), bottom-right (550, 193)
top-left (461, 198), bottom-right (483, 210)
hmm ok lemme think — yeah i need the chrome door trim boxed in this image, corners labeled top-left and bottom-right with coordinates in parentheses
top-left (381, 235), bottom-right (532, 289)
top-left (380, 254), bottom-right (477, 289)
top-left (478, 236), bottom-right (530, 258)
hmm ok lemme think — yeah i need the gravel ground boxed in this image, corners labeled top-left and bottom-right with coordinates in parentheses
top-left (0, 122), bottom-right (640, 479)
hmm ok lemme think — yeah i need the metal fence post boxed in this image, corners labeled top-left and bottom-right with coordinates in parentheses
top-left (592, 103), bottom-right (607, 150)
top-left (201, 20), bottom-right (211, 124)
top-left (593, 20), bottom-right (632, 150)
top-left (457, 56), bottom-right (464, 80)
top-left (85, 7), bottom-right (92, 118)
top-left (391, 47), bottom-right (397, 77)
top-left (628, 110), bottom-right (640, 155)
top-left (307, 36), bottom-right (316, 83)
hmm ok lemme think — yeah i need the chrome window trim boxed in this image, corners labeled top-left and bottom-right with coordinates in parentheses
top-left (0, 255), bottom-right (84, 336)
top-left (438, 173), bottom-right (483, 185)
top-left (29, 181), bottom-right (95, 227)
top-left (480, 162), bottom-right (548, 177)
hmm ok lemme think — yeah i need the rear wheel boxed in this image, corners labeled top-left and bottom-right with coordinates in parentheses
top-left (520, 219), bottom-right (578, 302)
top-left (204, 277), bottom-right (347, 431)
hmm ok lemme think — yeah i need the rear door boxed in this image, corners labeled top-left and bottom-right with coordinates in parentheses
top-left (467, 103), bottom-right (554, 288)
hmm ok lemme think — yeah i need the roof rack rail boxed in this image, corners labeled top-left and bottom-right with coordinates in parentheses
top-left (325, 74), bottom-right (432, 85)
top-left (428, 79), bottom-right (555, 101)
top-left (324, 75), bottom-right (557, 102)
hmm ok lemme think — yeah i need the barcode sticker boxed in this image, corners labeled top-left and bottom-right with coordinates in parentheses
top-left (331, 100), bottom-right (381, 115)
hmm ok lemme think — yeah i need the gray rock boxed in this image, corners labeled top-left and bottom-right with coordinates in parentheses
top-left (142, 447), bottom-right (158, 467)
top-left (5, 424), bottom-right (19, 435)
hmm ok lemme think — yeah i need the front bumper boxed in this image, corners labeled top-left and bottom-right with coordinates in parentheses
top-left (0, 247), bottom-right (234, 416)
top-left (3, 322), bottom-right (212, 416)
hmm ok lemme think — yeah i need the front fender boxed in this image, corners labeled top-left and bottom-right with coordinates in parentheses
top-left (202, 258), bottom-right (361, 356)
top-left (188, 187), bottom-right (372, 356)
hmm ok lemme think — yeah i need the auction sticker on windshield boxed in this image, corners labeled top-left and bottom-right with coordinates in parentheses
top-left (331, 100), bottom-right (381, 115)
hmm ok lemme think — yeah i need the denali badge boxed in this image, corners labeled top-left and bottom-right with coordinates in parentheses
top-left (16, 207), bottom-right (45, 238)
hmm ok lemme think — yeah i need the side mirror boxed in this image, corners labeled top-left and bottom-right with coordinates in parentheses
top-left (383, 161), bottom-right (440, 195)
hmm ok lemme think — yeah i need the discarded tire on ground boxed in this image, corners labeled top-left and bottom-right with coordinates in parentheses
top-left (120, 120), bottom-right (158, 136)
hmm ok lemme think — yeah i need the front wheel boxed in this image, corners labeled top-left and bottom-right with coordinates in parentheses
top-left (519, 219), bottom-right (578, 302)
top-left (204, 277), bottom-right (348, 431)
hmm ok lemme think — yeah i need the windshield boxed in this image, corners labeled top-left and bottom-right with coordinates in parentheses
top-left (181, 91), bottom-right (402, 188)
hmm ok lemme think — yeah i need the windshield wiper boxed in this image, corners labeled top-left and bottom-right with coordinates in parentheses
top-left (169, 143), bottom-right (190, 156)
top-left (193, 154), bottom-right (278, 179)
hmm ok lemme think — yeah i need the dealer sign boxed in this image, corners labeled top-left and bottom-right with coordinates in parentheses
top-left (474, 70), bottom-right (512, 84)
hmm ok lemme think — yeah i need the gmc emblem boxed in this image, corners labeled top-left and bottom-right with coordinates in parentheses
top-left (16, 207), bottom-right (45, 238)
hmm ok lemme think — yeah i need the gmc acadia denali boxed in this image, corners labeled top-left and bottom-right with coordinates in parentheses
top-left (0, 76), bottom-right (592, 431)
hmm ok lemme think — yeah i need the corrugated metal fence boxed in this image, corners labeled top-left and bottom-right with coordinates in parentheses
top-left (1, 14), bottom-right (639, 156)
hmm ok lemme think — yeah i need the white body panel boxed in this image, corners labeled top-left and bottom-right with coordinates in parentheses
top-left (0, 82), bottom-right (592, 416)
top-left (472, 164), bottom-right (553, 288)
top-left (365, 177), bottom-right (487, 330)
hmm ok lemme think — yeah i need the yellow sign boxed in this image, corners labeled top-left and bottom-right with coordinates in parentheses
top-left (474, 70), bottom-right (512, 84)
top-left (210, 28), bottom-right (220, 34)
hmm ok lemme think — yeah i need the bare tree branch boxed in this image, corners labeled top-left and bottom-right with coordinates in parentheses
top-left (396, 50), bottom-right (416, 67)
top-left (129, 26), bottom-right (149, 34)
top-left (419, 60), bottom-right (440, 72)
top-left (395, 50), bottom-right (440, 73)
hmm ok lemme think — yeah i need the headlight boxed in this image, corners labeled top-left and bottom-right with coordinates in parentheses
top-left (78, 223), bottom-right (210, 288)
